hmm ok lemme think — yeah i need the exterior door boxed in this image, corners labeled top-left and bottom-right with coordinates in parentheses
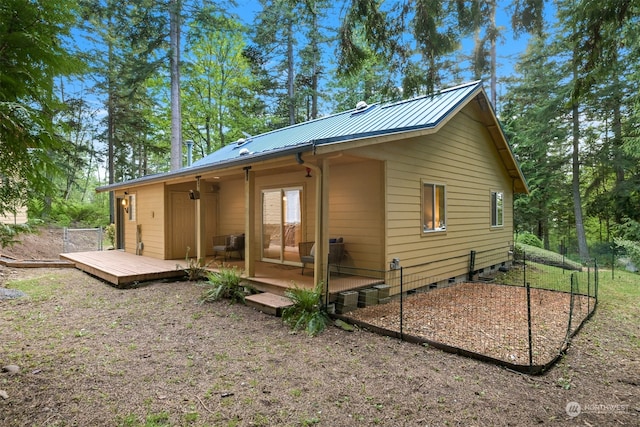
top-left (116, 197), bottom-right (125, 250)
top-left (261, 187), bottom-right (302, 264)
top-left (169, 191), bottom-right (196, 259)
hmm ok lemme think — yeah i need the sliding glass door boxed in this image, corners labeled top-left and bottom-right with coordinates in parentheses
top-left (262, 187), bottom-right (302, 264)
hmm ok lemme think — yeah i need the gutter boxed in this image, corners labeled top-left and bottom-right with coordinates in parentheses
top-left (96, 142), bottom-right (314, 192)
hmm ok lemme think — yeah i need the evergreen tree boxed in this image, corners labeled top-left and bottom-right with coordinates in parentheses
top-left (501, 33), bottom-right (567, 249)
top-left (0, 0), bottom-right (82, 234)
top-left (252, 0), bottom-right (332, 125)
top-left (182, 11), bottom-right (262, 157)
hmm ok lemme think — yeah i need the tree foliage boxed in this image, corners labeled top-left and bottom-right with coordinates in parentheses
top-left (3, 0), bottom-right (640, 265)
top-left (0, 0), bottom-right (82, 244)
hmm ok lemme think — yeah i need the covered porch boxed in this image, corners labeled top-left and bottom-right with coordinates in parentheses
top-left (61, 250), bottom-right (381, 300)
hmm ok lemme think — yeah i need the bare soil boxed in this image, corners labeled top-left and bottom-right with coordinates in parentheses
top-left (1, 229), bottom-right (638, 426)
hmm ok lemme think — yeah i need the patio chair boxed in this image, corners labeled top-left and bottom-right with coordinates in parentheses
top-left (299, 238), bottom-right (344, 275)
top-left (212, 233), bottom-right (245, 261)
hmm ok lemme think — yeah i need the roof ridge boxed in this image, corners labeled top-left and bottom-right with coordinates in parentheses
top-left (439, 80), bottom-right (482, 94)
top-left (379, 80), bottom-right (482, 110)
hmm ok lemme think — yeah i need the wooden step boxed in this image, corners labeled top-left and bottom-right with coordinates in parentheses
top-left (245, 292), bottom-right (293, 317)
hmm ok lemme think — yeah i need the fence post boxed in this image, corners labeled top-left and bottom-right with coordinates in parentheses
top-left (468, 250), bottom-right (476, 281)
top-left (523, 250), bottom-right (527, 287)
top-left (526, 281), bottom-right (533, 369)
top-left (399, 266), bottom-right (404, 339)
top-left (561, 239), bottom-right (565, 274)
top-left (587, 262), bottom-right (591, 314)
top-left (611, 243), bottom-right (615, 280)
top-left (565, 273), bottom-right (576, 342)
top-left (595, 259), bottom-right (599, 303)
top-left (63, 227), bottom-right (68, 253)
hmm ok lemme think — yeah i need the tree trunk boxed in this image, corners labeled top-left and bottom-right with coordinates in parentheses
top-left (571, 98), bottom-right (590, 261)
top-left (170, 0), bottom-right (182, 171)
top-left (610, 66), bottom-right (625, 222)
top-left (107, 20), bottom-right (115, 223)
top-left (489, 2), bottom-right (497, 107)
top-left (311, 3), bottom-right (318, 119)
top-left (287, 18), bottom-right (295, 125)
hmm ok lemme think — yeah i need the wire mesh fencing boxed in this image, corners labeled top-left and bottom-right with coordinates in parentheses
top-left (62, 227), bottom-right (104, 253)
top-left (326, 249), bottom-right (598, 374)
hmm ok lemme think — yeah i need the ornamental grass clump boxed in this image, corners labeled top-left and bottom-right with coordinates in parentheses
top-left (177, 247), bottom-right (211, 281)
top-left (282, 282), bottom-right (329, 337)
top-left (200, 265), bottom-right (253, 304)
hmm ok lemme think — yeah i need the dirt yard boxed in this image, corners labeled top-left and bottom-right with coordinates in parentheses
top-left (0, 229), bottom-right (638, 426)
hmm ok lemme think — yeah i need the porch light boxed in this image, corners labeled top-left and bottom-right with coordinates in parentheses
top-left (121, 197), bottom-right (129, 213)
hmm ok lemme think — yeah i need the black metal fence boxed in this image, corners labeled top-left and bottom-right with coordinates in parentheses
top-left (325, 248), bottom-right (598, 374)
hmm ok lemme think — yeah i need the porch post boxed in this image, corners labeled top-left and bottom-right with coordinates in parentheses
top-left (245, 168), bottom-right (255, 276)
top-left (195, 177), bottom-right (206, 265)
top-left (314, 158), bottom-right (329, 285)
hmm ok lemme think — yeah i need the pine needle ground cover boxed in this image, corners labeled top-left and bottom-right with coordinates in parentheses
top-left (0, 243), bottom-right (637, 426)
top-left (350, 282), bottom-right (595, 368)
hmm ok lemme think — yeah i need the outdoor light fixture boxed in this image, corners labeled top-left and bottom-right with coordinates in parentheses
top-left (305, 167), bottom-right (312, 178)
top-left (121, 197), bottom-right (129, 213)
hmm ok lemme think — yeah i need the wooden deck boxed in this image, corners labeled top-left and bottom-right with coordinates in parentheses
top-left (60, 251), bottom-right (185, 287)
top-left (61, 251), bottom-right (383, 297)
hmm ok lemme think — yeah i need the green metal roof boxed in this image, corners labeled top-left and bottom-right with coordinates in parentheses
top-left (191, 81), bottom-right (483, 168)
top-left (97, 80), bottom-right (527, 193)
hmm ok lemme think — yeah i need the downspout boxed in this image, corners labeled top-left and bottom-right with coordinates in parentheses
top-left (296, 152), bottom-right (323, 286)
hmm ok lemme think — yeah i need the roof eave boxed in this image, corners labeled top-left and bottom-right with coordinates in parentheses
top-left (96, 142), bottom-right (314, 193)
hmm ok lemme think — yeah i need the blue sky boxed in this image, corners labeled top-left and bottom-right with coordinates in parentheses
top-left (227, 0), bottom-right (543, 85)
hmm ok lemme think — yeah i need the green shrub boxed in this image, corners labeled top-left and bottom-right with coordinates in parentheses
top-left (178, 247), bottom-right (211, 281)
top-left (515, 232), bottom-right (543, 248)
top-left (282, 282), bottom-right (329, 337)
top-left (515, 243), bottom-right (582, 270)
top-left (613, 218), bottom-right (640, 241)
top-left (49, 200), bottom-right (109, 227)
top-left (105, 223), bottom-right (116, 248)
top-left (199, 265), bottom-right (252, 304)
top-left (615, 239), bottom-right (640, 271)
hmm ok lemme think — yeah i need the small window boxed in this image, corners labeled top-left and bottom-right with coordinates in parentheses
top-left (128, 194), bottom-right (136, 221)
top-left (423, 182), bottom-right (446, 232)
top-left (491, 191), bottom-right (503, 227)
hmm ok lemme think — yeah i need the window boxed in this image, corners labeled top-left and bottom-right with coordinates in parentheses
top-left (423, 182), bottom-right (446, 232)
top-left (128, 194), bottom-right (136, 221)
top-left (491, 191), bottom-right (503, 227)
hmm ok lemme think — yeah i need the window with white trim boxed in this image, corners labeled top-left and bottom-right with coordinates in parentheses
top-left (422, 182), bottom-right (446, 232)
top-left (128, 194), bottom-right (136, 221)
top-left (491, 191), bottom-right (503, 227)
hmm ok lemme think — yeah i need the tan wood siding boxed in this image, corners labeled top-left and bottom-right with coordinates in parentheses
top-left (202, 191), bottom-right (218, 256)
top-left (168, 190), bottom-right (196, 259)
top-left (0, 208), bottom-right (28, 225)
top-left (351, 102), bottom-right (514, 283)
top-left (219, 177), bottom-right (246, 236)
top-left (137, 184), bottom-right (165, 259)
top-left (121, 183), bottom-right (166, 259)
top-left (328, 160), bottom-right (384, 270)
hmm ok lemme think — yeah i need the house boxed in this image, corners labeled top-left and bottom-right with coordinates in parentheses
top-left (97, 81), bottom-right (528, 291)
top-left (0, 206), bottom-right (28, 225)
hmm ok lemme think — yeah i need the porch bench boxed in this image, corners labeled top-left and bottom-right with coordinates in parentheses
top-left (298, 238), bottom-right (344, 275)
top-left (212, 233), bottom-right (245, 261)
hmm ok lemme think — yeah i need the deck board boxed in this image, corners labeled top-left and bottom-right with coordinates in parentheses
top-left (60, 251), bottom-right (184, 287)
top-left (61, 251), bottom-right (383, 294)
